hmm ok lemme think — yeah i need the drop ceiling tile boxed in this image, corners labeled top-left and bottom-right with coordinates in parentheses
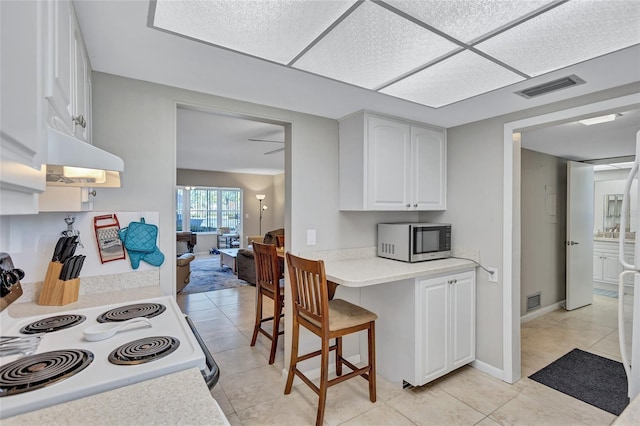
top-left (292, 1), bottom-right (459, 89)
top-left (476, 0), bottom-right (640, 76)
top-left (380, 50), bottom-right (524, 108)
top-left (152, 0), bottom-right (356, 65)
top-left (384, 0), bottom-right (555, 43)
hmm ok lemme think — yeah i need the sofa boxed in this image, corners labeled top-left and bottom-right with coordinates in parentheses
top-left (176, 253), bottom-right (195, 293)
top-left (236, 229), bottom-right (284, 286)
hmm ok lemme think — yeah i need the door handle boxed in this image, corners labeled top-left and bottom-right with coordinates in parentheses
top-left (566, 241), bottom-right (580, 246)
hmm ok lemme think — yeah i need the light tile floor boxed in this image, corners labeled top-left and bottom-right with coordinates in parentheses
top-left (177, 288), bottom-right (633, 426)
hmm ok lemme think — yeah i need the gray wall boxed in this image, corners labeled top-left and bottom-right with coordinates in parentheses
top-left (176, 168), bottom-right (284, 248)
top-left (521, 149), bottom-right (567, 314)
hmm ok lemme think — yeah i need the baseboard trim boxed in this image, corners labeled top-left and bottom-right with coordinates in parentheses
top-left (471, 359), bottom-right (504, 381)
top-left (520, 300), bottom-right (565, 323)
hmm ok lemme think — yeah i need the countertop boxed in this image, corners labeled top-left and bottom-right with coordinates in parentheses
top-left (304, 248), bottom-right (477, 287)
top-left (594, 237), bottom-right (636, 243)
top-left (3, 368), bottom-right (228, 426)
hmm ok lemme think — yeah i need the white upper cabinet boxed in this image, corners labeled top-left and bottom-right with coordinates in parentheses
top-left (46, 0), bottom-right (91, 143)
top-left (339, 111), bottom-right (446, 211)
top-left (0, 0), bottom-right (47, 215)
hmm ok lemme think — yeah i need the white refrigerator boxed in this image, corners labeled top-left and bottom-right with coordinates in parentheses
top-left (618, 130), bottom-right (640, 400)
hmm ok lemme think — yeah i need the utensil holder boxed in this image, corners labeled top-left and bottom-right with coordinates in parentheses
top-left (38, 262), bottom-right (80, 306)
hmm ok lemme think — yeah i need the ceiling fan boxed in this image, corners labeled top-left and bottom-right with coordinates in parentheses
top-left (248, 138), bottom-right (285, 155)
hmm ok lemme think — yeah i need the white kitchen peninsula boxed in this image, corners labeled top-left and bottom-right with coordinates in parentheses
top-left (306, 248), bottom-right (477, 387)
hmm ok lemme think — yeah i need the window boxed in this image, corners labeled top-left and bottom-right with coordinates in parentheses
top-left (177, 187), bottom-right (241, 233)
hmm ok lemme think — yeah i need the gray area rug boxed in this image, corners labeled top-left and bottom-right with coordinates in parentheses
top-left (529, 348), bottom-right (629, 415)
top-left (179, 255), bottom-right (249, 294)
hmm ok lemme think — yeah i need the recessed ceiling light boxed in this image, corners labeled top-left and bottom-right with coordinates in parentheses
top-left (578, 114), bottom-right (618, 126)
top-left (384, 0), bottom-right (553, 44)
top-left (292, 1), bottom-right (458, 90)
top-left (475, 0), bottom-right (640, 76)
top-left (152, 0), bottom-right (357, 65)
top-left (380, 50), bottom-right (523, 108)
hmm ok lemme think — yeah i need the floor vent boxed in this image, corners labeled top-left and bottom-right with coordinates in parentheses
top-left (527, 292), bottom-right (541, 312)
top-left (515, 75), bottom-right (585, 99)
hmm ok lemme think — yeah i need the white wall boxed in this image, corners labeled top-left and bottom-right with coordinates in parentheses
top-left (422, 83), bottom-right (640, 377)
top-left (90, 72), bottom-right (413, 293)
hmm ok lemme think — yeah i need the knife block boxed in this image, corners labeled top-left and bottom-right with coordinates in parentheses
top-left (38, 262), bottom-right (80, 306)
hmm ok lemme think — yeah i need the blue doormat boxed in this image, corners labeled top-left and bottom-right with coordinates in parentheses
top-left (593, 288), bottom-right (619, 298)
top-left (529, 348), bottom-right (629, 415)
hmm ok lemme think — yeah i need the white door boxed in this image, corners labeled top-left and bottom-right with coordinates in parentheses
top-left (450, 272), bottom-right (475, 369)
top-left (566, 161), bottom-right (594, 310)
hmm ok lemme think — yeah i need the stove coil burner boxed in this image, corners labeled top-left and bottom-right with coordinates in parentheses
top-left (96, 303), bottom-right (166, 323)
top-left (108, 336), bottom-right (180, 365)
top-left (0, 349), bottom-right (93, 397)
top-left (20, 314), bottom-right (86, 334)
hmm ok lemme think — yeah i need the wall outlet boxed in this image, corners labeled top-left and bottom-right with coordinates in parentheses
top-left (307, 229), bottom-right (316, 245)
top-left (488, 267), bottom-right (498, 283)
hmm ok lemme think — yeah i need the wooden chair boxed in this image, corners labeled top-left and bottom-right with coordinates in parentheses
top-left (285, 252), bottom-right (377, 426)
top-left (276, 234), bottom-right (284, 248)
top-left (250, 242), bottom-right (284, 364)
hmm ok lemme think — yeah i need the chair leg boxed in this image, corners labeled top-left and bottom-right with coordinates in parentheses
top-left (269, 298), bottom-right (282, 364)
top-left (316, 336), bottom-right (330, 426)
top-left (335, 336), bottom-right (342, 376)
top-left (250, 290), bottom-right (262, 346)
top-left (284, 316), bottom-right (299, 395)
top-left (368, 321), bottom-right (376, 402)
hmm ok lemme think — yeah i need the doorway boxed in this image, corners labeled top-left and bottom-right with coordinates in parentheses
top-left (503, 93), bottom-right (640, 384)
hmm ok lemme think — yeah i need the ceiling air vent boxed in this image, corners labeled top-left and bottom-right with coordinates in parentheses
top-left (515, 75), bottom-right (585, 99)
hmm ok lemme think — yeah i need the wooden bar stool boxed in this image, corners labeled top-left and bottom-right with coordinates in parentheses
top-left (285, 252), bottom-right (377, 426)
top-left (250, 242), bottom-right (284, 364)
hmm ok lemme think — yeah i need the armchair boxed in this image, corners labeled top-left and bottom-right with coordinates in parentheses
top-left (236, 228), bottom-right (285, 286)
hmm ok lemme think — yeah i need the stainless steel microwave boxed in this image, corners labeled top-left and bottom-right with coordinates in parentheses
top-left (377, 223), bottom-right (451, 262)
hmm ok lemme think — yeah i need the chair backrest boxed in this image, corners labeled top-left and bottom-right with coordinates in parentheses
top-left (276, 234), bottom-right (285, 248)
top-left (285, 252), bottom-right (329, 329)
top-left (253, 242), bottom-right (282, 296)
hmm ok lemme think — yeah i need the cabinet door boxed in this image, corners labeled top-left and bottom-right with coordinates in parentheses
top-left (72, 14), bottom-right (91, 142)
top-left (46, 0), bottom-right (74, 135)
top-left (449, 272), bottom-right (475, 369)
top-left (0, 0), bottom-right (47, 215)
top-left (412, 126), bottom-right (446, 210)
top-left (416, 277), bottom-right (448, 384)
top-left (593, 252), bottom-right (603, 281)
top-left (602, 253), bottom-right (622, 283)
top-left (366, 116), bottom-right (410, 210)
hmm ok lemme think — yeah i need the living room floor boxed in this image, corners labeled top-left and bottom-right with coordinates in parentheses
top-left (177, 288), bottom-right (628, 425)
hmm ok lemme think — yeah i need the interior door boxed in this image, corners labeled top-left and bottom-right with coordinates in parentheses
top-left (566, 161), bottom-right (594, 310)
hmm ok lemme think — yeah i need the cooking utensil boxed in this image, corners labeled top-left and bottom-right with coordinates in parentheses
top-left (0, 335), bottom-right (42, 356)
top-left (83, 317), bottom-right (151, 341)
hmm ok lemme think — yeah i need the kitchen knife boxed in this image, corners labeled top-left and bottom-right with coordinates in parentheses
top-left (52, 237), bottom-right (67, 262)
top-left (70, 256), bottom-right (85, 279)
top-left (62, 256), bottom-right (78, 281)
top-left (59, 238), bottom-right (77, 263)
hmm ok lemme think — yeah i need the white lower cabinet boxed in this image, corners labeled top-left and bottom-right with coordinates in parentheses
top-left (361, 269), bottom-right (476, 386)
top-left (593, 240), bottom-right (634, 285)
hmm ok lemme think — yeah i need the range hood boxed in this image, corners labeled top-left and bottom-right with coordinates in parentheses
top-left (46, 128), bottom-right (124, 187)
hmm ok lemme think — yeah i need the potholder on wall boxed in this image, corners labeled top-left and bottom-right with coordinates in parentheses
top-left (119, 218), bottom-right (165, 269)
